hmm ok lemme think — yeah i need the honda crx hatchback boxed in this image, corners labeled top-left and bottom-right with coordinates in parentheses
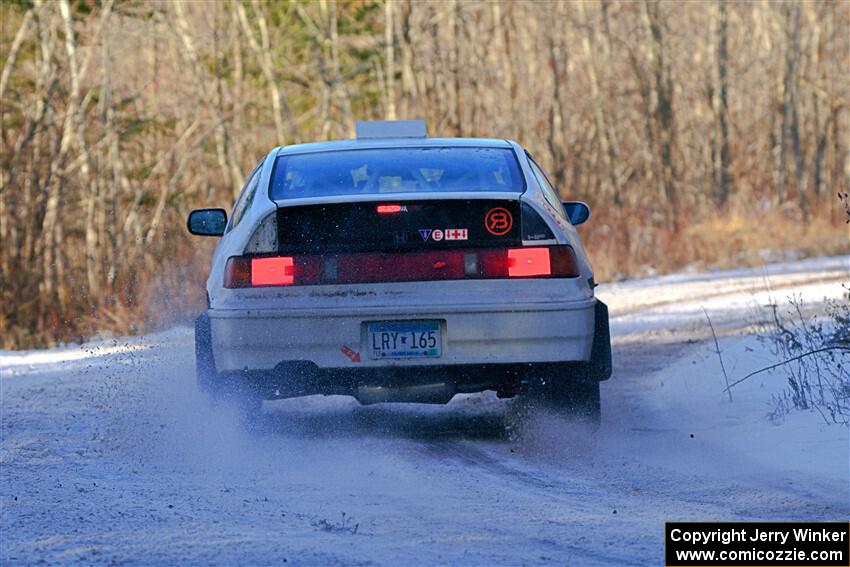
top-left (188, 121), bottom-right (611, 422)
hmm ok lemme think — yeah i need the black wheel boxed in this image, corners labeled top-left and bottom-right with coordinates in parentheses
top-left (528, 367), bottom-right (601, 426)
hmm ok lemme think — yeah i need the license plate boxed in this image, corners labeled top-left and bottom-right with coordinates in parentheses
top-left (367, 320), bottom-right (442, 359)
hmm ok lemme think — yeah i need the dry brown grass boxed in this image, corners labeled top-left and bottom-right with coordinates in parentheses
top-left (586, 199), bottom-right (847, 282)
top-left (0, 237), bottom-right (214, 350)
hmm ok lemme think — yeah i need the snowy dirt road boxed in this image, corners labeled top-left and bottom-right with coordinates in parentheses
top-left (2, 256), bottom-right (848, 566)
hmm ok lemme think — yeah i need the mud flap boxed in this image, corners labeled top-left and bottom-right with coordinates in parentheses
top-left (588, 300), bottom-right (613, 381)
top-left (195, 312), bottom-right (217, 392)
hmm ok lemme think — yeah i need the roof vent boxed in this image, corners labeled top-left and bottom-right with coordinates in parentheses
top-left (355, 120), bottom-right (427, 139)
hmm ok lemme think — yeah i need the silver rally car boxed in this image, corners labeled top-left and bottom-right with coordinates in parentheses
top-left (188, 121), bottom-right (611, 421)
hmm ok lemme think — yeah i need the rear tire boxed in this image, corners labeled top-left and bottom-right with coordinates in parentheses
top-left (528, 368), bottom-right (601, 426)
top-left (195, 313), bottom-right (262, 426)
top-left (520, 300), bottom-right (610, 427)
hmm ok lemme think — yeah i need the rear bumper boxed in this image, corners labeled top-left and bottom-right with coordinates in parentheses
top-left (208, 298), bottom-right (597, 372)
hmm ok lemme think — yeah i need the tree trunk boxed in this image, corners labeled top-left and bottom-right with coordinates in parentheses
top-left (384, 0), bottom-right (397, 120)
top-left (546, 5), bottom-right (567, 190)
top-left (778, 1), bottom-right (802, 204)
top-left (641, 0), bottom-right (680, 230)
top-left (716, 0), bottom-right (732, 206)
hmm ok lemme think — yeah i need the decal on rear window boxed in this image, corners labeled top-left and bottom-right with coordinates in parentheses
top-left (485, 208), bottom-right (513, 236)
top-left (276, 200), bottom-right (520, 254)
top-left (416, 228), bottom-right (468, 242)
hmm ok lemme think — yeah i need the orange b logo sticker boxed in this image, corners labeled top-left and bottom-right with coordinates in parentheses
top-left (485, 208), bottom-right (513, 236)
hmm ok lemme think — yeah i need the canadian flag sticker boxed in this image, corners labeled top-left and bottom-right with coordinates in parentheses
top-left (444, 228), bottom-right (468, 241)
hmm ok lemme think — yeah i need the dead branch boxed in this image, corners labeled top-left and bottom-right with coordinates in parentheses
top-left (723, 346), bottom-right (850, 393)
top-left (703, 307), bottom-right (733, 402)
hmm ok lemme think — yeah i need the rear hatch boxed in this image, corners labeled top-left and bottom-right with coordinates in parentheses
top-left (276, 199), bottom-right (521, 254)
top-left (224, 197), bottom-right (577, 289)
top-left (223, 144), bottom-right (577, 289)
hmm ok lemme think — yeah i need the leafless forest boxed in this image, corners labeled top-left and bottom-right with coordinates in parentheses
top-left (0, 0), bottom-right (848, 348)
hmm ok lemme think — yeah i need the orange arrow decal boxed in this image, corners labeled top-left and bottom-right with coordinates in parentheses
top-left (341, 345), bottom-right (361, 363)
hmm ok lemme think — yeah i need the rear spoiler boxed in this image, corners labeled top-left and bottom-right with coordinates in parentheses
top-left (271, 191), bottom-right (521, 208)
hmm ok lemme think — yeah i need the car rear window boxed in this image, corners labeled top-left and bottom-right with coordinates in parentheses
top-left (270, 147), bottom-right (524, 200)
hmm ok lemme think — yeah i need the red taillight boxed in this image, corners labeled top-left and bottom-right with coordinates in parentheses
top-left (251, 256), bottom-right (294, 286)
top-left (224, 256), bottom-right (296, 288)
top-left (549, 245), bottom-right (580, 277)
top-left (507, 248), bottom-right (551, 277)
top-left (223, 246), bottom-right (578, 288)
top-left (376, 204), bottom-right (404, 214)
top-left (223, 257), bottom-right (251, 288)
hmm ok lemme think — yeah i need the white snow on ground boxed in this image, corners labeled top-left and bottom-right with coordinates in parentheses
top-left (0, 340), bottom-right (153, 371)
top-left (1, 256), bottom-right (848, 566)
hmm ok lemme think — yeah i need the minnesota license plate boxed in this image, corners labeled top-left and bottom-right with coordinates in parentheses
top-left (367, 320), bottom-right (442, 359)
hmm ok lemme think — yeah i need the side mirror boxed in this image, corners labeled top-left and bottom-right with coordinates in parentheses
top-left (562, 201), bottom-right (590, 225)
top-left (187, 208), bottom-right (227, 236)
